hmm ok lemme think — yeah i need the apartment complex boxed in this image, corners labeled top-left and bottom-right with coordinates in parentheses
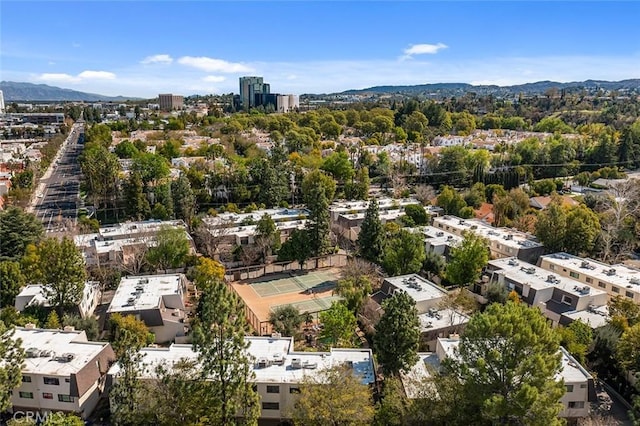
top-left (402, 337), bottom-right (594, 420)
top-left (14, 282), bottom-right (102, 319)
top-left (377, 275), bottom-right (469, 350)
top-left (8, 326), bottom-right (115, 420)
top-left (158, 94), bottom-right (184, 111)
top-left (539, 252), bottom-right (640, 303)
top-left (106, 274), bottom-right (189, 344)
top-left (432, 215), bottom-right (544, 263)
top-left (481, 258), bottom-right (608, 326)
top-left (107, 336), bottom-right (375, 421)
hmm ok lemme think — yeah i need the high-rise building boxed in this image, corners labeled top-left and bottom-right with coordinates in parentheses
top-left (239, 76), bottom-right (270, 110)
top-left (158, 94), bottom-right (184, 111)
top-left (0, 90), bottom-right (5, 114)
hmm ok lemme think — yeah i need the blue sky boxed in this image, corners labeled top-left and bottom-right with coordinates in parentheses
top-left (1, 1), bottom-right (639, 98)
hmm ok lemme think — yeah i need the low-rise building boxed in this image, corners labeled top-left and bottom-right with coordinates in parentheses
top-left (107, 335), bottom-right (375, 421)
top-left (432, 215), bottom-right (544, 264)
top-left (480, 258), bottom-right (608, 326)
top-left (419, 225), bottom-right (463, 258)
top-left (14, 282), bottom-right (102, 319)
top-left (377, 275), bottom-right (469, 350)
top-left (8, 326), bottom-right (115, 420)
top-left (105, 274), bottom-right (189, 344)
top-left (402, 337), bottom-right (594, 420)
top-left (539, 252), bottom-right (640, 303)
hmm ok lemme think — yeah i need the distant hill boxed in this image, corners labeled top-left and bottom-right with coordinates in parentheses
top-left (0, 81), bottom-right (141, 102)
top-left (337, 79), bottom-right (640, 97)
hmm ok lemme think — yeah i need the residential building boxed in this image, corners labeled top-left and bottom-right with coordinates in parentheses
top-left (539, 252), bottom-right (640, 303)
top-left (105, 274), bottom-right (189, 344)
top-left (376, 275), bottom-right (469, 350)
top-left (107, 335), bottom-right (375, 421)
top-left (480, 258), bottom-right (608, 326)
top-left (73, 220), bottom-right (193, 268)
top-left (158, 94), bottom-right (184, 111)
top-left (402, 337), bottom-right (594, 420)
top-left (8, 326), bottom-right (115, 420)
top-left (419, 225), bottom-right (463, 258)
top-left (239, 77), bottom-right (270, 110)
top-left (14, 282), bottom-right (102, 319)
top-left (432, 215), bottom-right (544, 264)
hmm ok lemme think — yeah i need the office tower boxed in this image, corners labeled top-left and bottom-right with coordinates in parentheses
top-left (239, 76), bottom-right (270, 110)
top-left (0, 90), bottom-right (5, 114)
top-left (158, 94), bottom-right (184, 111)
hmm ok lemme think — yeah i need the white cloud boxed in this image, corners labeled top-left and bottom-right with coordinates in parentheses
top-left (77, 70), bottom-right (116, 80)
top-left (202, 75), bottom-right (226, 83)
top-left (141, 54), bottom-right (173, 65)
top-left (37, 70), bottom-right (116, 83)
top-left (177, 56), bottom-right (253, 73)
top-left (38, 73), bottom-right (78, 83)
top-left (403, 43), bottom-right (448, 57)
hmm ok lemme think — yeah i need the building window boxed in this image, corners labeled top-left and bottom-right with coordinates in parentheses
top-left (612, 287), bottom-right (620, 294)
top-left (561, 295), bottom-right (573, 305)
top-left (569, 271), bottom-right (579, 279)
top-left (22, 375), bottom-right (31, 383)
top-left (586, 277), bottom-right (592, 284)
top-left (568, 401), bottom-right (585, 409)
top-left (580, 384), bottom-right (587, 388)
top-left (627, 291), bottom-right (634, 299)
top-left (289, 387), bottom-right (301, 394)
top-left (262, 402), bottom-right (280, 410)
top-left (65, 378), bottom-right (70, 383)
top-left (42, 392), bottom-right (53, 399)
top-left (598, 281), bottom-right (606, 288)
top-left (549, 264), bottom-right (555, 270)
top-left (58, 394), bottom-right (74, 403)
top-left (43, 377), bottom-right (59, 385)
top-left (19, 392), bottom-right (33, 399)
top-left (266, 385), bottom-right (280, 394)
top-left (566, 385), bottom-right (574, 392)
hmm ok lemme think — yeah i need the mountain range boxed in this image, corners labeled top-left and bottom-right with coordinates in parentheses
top-left (0, 81), bottom-right (141, 102)
top-left (2, 79), bottom-right (640, 102)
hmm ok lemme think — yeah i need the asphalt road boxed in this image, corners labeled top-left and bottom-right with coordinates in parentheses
top-left (33, 124), bottom-right (84, 233)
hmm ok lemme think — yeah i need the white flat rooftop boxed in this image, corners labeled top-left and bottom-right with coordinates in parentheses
top-left (419, 225), bottom-right (463, 247)
top-left (559, 346), bottom-right (593, 383)
top-left (107, 274), bottom-right (183, 313)
top-left (541, 252), bottom-right (640, 291)
top-left (11, 328), bottom-right (110, 376)
top-left (433, 215), bottom-right (542, 250)
top-left (563, 307), bottom-right (609, 329)
top-left (338, 209), bottom-right (405, 222)
top-left (98, 220), bottom-right (187, 240)
top-left (330, 197), bottom-right (419, 214)
top-left (217, 219), bottom-right (308, 239)
top-left (385, 274), bottom-right (448, 303)
top-left (109, 336), bottom-right (375, 385)
top-left (204, 209), bottom-right (309, 228)
top-left (418, 308), bottom-right (469, 332)
top-left (401, 352), bottom-right (440, 398)
top-left (489, 258), bottom-right (608, 298)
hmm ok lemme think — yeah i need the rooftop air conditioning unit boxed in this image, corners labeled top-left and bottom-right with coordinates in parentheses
top-left (630, 278), bottom-right (640, 286)
top-left (581, 261), bottom-right (590, 269)
top-left (257, 357), bottom-right (269, 369)
top-left (605, 269), bottom-right (616, 276)
top-left (547, 275), bottom-right (557, 283)
top-left (508, 259), bottom-right (519, 266)
top-left (504, 234), bottom-right (514, 240)
top-left (302, 361), bottom-right (318, 369)
top-left (291, 358), bottom-right (302, 369)
top-left (59, 353), bottom-right (75, 362)
top-left (436, 231), bottom-right (444, 237)
top-left (26, 348), bottom-right (41, 358)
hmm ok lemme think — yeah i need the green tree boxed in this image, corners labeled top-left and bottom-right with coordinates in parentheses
top-left (131, 151), bottom-right (170, 187)
top-left (145, 226), bottom-right (191, 272)
top-left (0, 323), bottom-right (24, 412)
top-left (382, 229), bottom-right (426, 276)
top-left (304, 176), bottom-right (332, 257)
top-left (171, 174), bottom-right (196, 227)
top-left (319, 301), bottom-right (357, 347)
top-left (289, 365), bottom-right (375, 426)
top-left (268, 305), bottom-right (302, 337)
top-left (445, 302), bottom-right (565, 425)
top-left (564, 204), bottom-right (600, 255)
top-left (277, 229), bottom-right (311, 268)
top-left (374, 292), bottom-right (420, 376)
top-left (254, 214), bottom-right (281, 262)
top-left (37, 237), bottom-right (87, 315)
top-left (616, 323), bottom-right (640, 373)
top-left (557, 320), bottom-right (593, 364)
top-left (445, 231), bottom-right (489, 288)
top-left (41, 412), bottom-right (85, 426)
top-left (109, 313), bottom-right (152, 358)
top-left (322, 151), bottom-right (354, 182)
top-left (192, 280), bottom-right (259, 425)
top-left (344, 167), bottom-right (370, 200)
top-left (79, 144), bottom-right (121, 210)
top-left (0, 207), bottom-right (43, 261)
top-left (357, 199), bottom-right (385, 264)
top-left (404, 204), bottom-right (429, 225)
top-left (436, 185), bottom-right (467, 216)
top-left (0, 261), bottom-right (25, 308)
top-left (336, 275), bottom-right (373, 313)
top-left (123, 171), bottom-right (151, 221)
top-left (44, 311), bottom-right (60, 329)
top-left (61, 314), bottom-right (99, 340)
top-left (535, 195), bottom-right (568, 253)
top-left (114, 140), bottom-right (139, 159)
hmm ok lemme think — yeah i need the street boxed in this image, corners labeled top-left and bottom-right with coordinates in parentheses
top-left (31, 123), bottom-right (84, 233)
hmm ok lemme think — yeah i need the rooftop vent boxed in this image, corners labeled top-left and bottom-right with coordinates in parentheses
top-left (521, 266), bottom-right (536, 274)
top-left (26, 348), bottom-right (41, 358)
top-left (630, 278), bottom-right (640, 286)
top-left (581, 261), bottom-right (590, 269)
top-left (604, 268), bottom-right (617, 276)
top-left (58, 353), bottom-right (75, 362)
top-left (436, 231), bottom-right (444, 237)
top-left (504, 234), bottom-right (514, 240)
top-left (39, 350), bottom-right (53, 358)
top-left (507, 259), bottom-right (519, 267)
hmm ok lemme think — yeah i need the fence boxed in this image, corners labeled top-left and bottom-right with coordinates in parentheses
top-left (224, 253), bottom-right (348, 282)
